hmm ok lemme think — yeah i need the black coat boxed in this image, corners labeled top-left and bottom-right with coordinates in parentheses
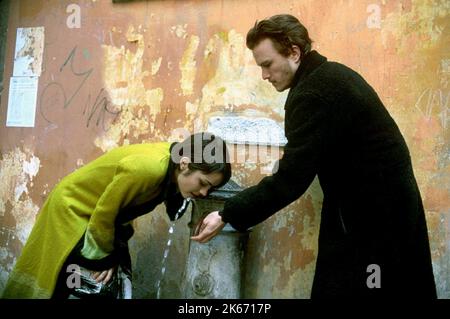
top-left (220, 51), bottom-right (436, 298)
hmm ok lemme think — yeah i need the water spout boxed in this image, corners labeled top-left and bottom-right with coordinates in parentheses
top-left (156, 197), bottom-right (191, 299)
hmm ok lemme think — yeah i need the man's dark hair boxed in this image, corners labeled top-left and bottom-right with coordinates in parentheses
top-left (246, 14), bottom-right (312, 58)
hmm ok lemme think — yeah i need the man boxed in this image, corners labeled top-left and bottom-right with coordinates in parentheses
top-left (191, 14), bottom-right (437, 298)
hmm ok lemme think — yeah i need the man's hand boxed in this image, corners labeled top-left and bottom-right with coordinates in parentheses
top-left (91, 266), bottom-right (116, 284)
top-left (191, 211), bottom-right (225, 243)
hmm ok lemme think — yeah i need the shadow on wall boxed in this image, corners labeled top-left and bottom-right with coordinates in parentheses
top-left (0, 0), bottom-right (11, 101)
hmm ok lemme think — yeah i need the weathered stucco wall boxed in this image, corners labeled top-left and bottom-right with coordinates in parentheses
top-left (0, 0), bottom-right (448, 298)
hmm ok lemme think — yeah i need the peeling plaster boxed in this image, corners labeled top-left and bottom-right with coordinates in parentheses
top-left (180, 35), bottom-right (200, 96)
top-left (0, 148), bottom-right (40, 224)
top-left (76, 158), bottom-right (84, 167)
top-left (0, 148), bottom-right (41, 294)
top-left (97, 25), bottom-right (164, 151)
top-left (380, 1), bottom-right (450, 219)
top-left (185, 100), bottom-right (198, 115)
top-left (0, 247), bottom-right (15, 295)
top-left (151, 57), bottom-right (162, 76)
top-left (187, 29), bottom-right (288, 131)
top-left (170, 24), bottom-right (188, 39)
top-left (382, 0), bottom-right (450, 51)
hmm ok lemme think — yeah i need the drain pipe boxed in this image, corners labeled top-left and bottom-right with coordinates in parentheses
top-left (184, 180), bottom-right (248, 298)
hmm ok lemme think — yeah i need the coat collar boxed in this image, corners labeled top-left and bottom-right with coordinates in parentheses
top-left (285, 50), bottom-right (327, 109)
top-left (162, 142), bottom-right (187, 221)
top-left (292, 50), bottom-right (327, 87)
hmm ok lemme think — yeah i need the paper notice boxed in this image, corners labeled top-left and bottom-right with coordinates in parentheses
top-left (6, 76), bottom-right (39, 127)
top-left (13, 27), bottom-right (45, 77)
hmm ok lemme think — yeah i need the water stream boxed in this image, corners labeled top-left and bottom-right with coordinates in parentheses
top-left (156, 197), bottom-right (191, 299)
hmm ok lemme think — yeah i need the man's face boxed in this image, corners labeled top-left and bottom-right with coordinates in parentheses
top-left (252, 38), bottom-right (301, 92)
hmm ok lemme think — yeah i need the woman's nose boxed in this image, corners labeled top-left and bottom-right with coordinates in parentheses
top-left (199, 187), bottom-right (209, 197)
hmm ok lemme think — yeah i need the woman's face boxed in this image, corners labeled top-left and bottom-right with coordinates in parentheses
top-left (176, 158), bottom-right (224, 199)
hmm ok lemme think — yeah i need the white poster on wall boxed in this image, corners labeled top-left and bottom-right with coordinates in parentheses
top-left (6, 76), bottom-right (39, 127)
top-left (6, 26), bottom-right (45, 127)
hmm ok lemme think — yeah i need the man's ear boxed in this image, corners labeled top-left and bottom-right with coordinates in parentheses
top-left (290, 45), bottom-right (301, 63)
top-left (179, 156), bottom-right (191, 171)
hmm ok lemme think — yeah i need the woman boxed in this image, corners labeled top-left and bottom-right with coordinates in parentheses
top-left (3, 132), bottom-right (231, 299)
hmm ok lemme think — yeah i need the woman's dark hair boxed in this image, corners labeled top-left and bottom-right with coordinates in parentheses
top-left (171, 132), bottom-right (231, 188)
top-left (246, 14), bottom-right (312, 58)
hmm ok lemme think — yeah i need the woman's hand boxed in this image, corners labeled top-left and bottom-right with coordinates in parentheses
top-left (91, 266), bottom-right (116, 284)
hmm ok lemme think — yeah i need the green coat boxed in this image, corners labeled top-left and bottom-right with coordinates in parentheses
top-left (3, 142), bottom-right (173, 298)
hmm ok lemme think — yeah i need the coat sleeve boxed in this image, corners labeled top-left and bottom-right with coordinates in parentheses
top-left (80, 158), bottom-right (163, 260)
top-left (221, 93), bottom-right (331, 231)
